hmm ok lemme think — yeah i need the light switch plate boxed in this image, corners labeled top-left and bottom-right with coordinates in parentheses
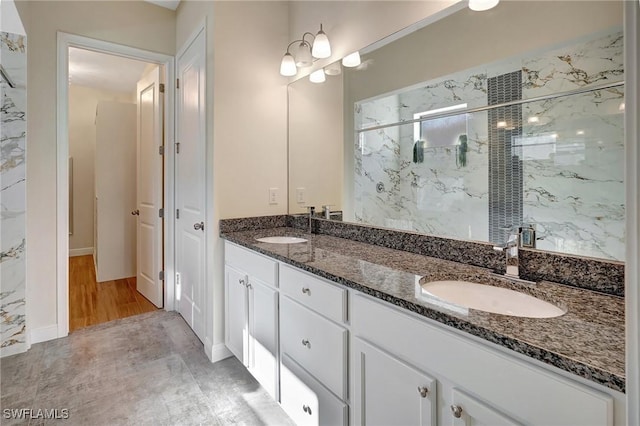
top-left (296, 187), bottom-right (305, 204)
top-left (269, 187), bottom-right (279, 205)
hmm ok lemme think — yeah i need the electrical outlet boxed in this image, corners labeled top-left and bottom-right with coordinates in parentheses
top-left (269, 187), bottom-right (279, 205)
top-left (296, 187), bottom-right (306, 204)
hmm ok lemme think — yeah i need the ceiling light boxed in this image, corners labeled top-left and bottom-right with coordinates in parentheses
top-left (309, 69), bottom-right (326, 83)
top-left (468, 0), bottom-right (499, 11)
top-left (576, 130), bottom-right (585, 136)
top-left (279, 53), bottom-right (297, 77)
top-left (311, 24), bottom-right (331, 59)
top-left (527, 116), bottom-right (539, 123)
top-left (342, 51), bottom-right (361, 68)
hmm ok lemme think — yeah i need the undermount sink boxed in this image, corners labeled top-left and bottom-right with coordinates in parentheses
top-left (420, 280), bottom-right (566, 318)
top-left (255, 236), bottom-right (308, 244)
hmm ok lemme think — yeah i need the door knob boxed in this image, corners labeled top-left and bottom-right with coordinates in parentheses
top-left (131, 210), bottom-right (139, 216)
top-left (194, 222), bottom-right (204, 231)
top-left (451, 405), bottom-right (463, 418)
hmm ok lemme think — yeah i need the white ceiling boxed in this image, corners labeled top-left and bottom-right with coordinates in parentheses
top-left (144, 0), bottom-right (181, 11)
top-left (69, 47), bottom-right (151, 94)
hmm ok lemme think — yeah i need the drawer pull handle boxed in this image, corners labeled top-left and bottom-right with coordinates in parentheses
top-left (417, 386), bottom-right (428, 398)
top-left (302, 405), bottom-right (312, 415)
top-left (302, 287), bottom-right (311, 295)
top-left (301, 339), bottom-right (311, 348)
top-left (451, 405), bottom-right (463, 418)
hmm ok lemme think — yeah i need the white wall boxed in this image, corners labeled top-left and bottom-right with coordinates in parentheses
top-left (287, 1), bottom-right (459, 80)
top-left (68, 85), bottom-right (134, 253)
top-left (15, 0), bottom-right (175, 338)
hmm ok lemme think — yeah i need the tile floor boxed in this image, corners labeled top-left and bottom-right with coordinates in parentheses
top-left (0, 311), bottom-right (294, 426)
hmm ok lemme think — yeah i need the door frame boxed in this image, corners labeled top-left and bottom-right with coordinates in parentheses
top-left (56, 32), bottom-right (176, 338)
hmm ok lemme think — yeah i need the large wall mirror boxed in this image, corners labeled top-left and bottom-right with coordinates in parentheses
top-left (288, 1), bottom-right (624, 261)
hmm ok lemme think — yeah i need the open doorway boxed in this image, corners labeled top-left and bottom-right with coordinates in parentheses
top-left (67, 47), bottom-right (163, 332)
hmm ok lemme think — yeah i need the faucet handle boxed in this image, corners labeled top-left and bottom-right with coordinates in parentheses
top-left (305, 206), bottom-right (316, 214)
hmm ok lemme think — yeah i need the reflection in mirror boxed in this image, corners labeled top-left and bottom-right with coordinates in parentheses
top-left (288, 1), bottom-right (624, 261)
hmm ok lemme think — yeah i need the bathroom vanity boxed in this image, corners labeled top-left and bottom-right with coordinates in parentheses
top-left (222, 223), bottom-right (625, 426)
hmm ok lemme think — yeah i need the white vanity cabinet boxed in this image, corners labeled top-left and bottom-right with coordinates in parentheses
top-left (279, 264), bottom-right (349, 426)
top-left (224, 242), bottom-right (279, 399)
top-left (351, 294), bottom-right (616, 426)
top-left (352, 338), bottom-right (437, 426)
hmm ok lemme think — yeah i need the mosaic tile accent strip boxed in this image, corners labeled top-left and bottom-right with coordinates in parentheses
top-left (488, 70), bottom-right (523, 244)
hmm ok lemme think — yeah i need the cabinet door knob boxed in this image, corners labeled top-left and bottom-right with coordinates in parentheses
top-left (194, 221), bottom-right (205, 231)
top-left (451, 405), bottom-right (463, 418)
top-left (131, 209), bottom-right (140, 216)
top-left (301, 339), bottom-right (311, 348)
top-left (302, 405), bottom-right (312, 415)
top-left (302, 287), bottom-right (311, 295)
top-left (417, 386), bottom-right (429, 398)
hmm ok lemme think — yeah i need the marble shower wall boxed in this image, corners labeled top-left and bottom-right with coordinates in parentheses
top-left (0, 32), bottom-right (27, 355)
top-left (353, 28), bottom-right (624, 260)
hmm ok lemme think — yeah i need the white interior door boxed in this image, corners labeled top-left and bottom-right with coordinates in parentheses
top-left (136, 66), bottom-right (164, 308)
top-left (176, 30), bottom-right (206, 341)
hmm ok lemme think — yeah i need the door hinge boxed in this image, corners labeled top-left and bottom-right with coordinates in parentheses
top-left (159, 208), bottom-right (164, 218)
top-left (176, 209), bottom-right (180, 219)
top-left (159, 145), bottom-right (165, 155)
top-left (176, 78), bottom-right (180, 89)
top-left (159, 270), bottom-right (165, 281)
top-left (159, 83), bottom-right (165, 93)
top-left (175, 142), bottom-right (180, 154)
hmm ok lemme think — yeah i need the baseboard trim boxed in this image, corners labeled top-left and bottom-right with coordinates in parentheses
top-left (31, 325), bottom-right (59, 344)
top-left (206, 340), bottom-right (233, 363)
top-left (0, 342), bottom-right (28, 358)
top-left (69, 247), bottom-right (93, 257)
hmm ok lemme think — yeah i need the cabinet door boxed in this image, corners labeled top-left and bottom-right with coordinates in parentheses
top-left (353, 338), bottom-right (437, 426)
top-left (450, 388), bottom-right (521, 426)
top-left (225, 265), bottom-right (248, 364)
top-left (248, 277), bottom-right (278, 399)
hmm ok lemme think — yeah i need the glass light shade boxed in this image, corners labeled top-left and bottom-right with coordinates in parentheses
top-left (309, 69), bottom-right (326, 83)
top-left (311, 29), bottom-right (331, 59)
top-left (324, 62), bottom-right (342, 76)
top-left (342, 51), bottom-right (361, 68)
top-left (295, 42), bottom-right (313, 67)
top-left (280, 53), bottom-right (297, 76)
top-left (468, 0), bottom-right (499, 11)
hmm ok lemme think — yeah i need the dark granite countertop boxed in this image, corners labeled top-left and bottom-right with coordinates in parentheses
top-left (222, 227), bottom-right (625, 393)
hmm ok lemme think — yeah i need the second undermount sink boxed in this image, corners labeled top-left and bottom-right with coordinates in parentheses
top-left (255, 236), bottom-right (308, 244)
top-left (420, 280), bottom-right (566, 318)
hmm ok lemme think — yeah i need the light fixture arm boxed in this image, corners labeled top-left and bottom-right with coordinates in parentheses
top-left (286, 39), bottom-right (308, 54)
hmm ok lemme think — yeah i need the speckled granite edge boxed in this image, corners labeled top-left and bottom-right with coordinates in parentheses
top-left (222, 230), bottom-right (625, 393)
top-left (219, 215), bottom-right (288, 233)
top-left (224, 215), bottom-right (624, 297)
top-left (286, 215), bottom-right (624, 297)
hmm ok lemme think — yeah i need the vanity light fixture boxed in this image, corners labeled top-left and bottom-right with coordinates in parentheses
top-left (468, 0), bottom-right (499, 11)
top-left (342, 51), bottom-right (361, 68)
top-left (280, 24), bottom-right (332, 76)
top-left (309, 69), bottom-right (326, 83)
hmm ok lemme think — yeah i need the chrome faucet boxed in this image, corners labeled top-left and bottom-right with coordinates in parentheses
top-left (321, 205), bottom-right (334, 220)
top-left (306, 206), bottom-right (315, 234)
top-left (493, 228), bottom-right (520, 279)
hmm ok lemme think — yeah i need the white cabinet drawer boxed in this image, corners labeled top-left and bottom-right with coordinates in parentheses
top-left (281, 296), bottom-right (348, 399)
top-left (281, 354), bottom-right (348, 426)
top-left (280, 264), bottom-right (347, 323)
top-left (224, 241), bottom-right (277, 287)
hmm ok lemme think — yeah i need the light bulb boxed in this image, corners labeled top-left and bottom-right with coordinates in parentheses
top-left (342, 51), bottom-right (361, 68)
top-left (311, 25), bottom-right (331, 59)
top-left (309, 69), bottom-right (326, 83)
top-left (468, 0), bottom-right (499, 11)
top-left (295, 41), bottom-right (312, 67)
top-left (280, 53), bottom-right (297, 76)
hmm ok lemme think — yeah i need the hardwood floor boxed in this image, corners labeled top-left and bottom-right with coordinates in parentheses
top-left (69, 255), bottom-right (158, 332)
